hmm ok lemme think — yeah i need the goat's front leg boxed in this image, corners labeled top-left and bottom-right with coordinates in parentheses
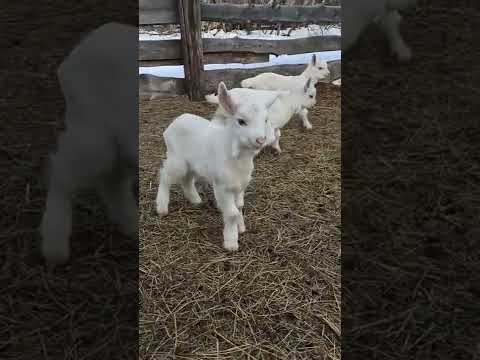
top-left (214, 185), bottom-right (241, 252)
top-left (298, 108), bottom-right (313, 130)
top-left (40, 180), bottom-right (73, 266)
top-left (235, 191), bottom-right (246, 234)
top-left (98, 172), bottom-right (137, 238)
top-left (379, 10), bottom-right (412, 62)
top-left (271, 128), bottom-right (282, 153)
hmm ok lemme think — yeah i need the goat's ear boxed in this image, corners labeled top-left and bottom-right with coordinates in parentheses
top-left (304, 78), bottom-right (312, 93)
top-left (310, 54), bottom-right (316, 66)
top-left (218, 82), bottom-right (237, 115)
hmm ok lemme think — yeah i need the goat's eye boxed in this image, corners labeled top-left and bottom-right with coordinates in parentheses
top-left (309, 95), bottom-right (314, 98)
top-left (238, 119), bottom-right (247, 126)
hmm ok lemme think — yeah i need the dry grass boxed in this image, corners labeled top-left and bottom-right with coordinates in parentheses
top-left (139, 83), bottom-right (341, 359)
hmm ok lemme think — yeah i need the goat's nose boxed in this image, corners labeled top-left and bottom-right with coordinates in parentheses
top-left (256, 137), bottom-right (266, 145)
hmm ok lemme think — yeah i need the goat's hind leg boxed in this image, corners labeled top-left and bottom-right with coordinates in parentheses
top-left (182, 171), bottom-right (202, 205)
top-left (155, 156), bottom-right (187, 216)
top-left (379, 10), bottom-right (412, 62)
top-left (40, 124), bottom-right (115, 265)
top-left (99, 171), bottom-right (137, 238)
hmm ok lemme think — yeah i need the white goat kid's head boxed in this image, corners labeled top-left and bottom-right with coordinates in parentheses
top-left (302, 78), bottom-right (317, 109)
top-left (217, 82), bottom-right (278, 151)
top-left (306, 54), bottom-right (330, 83)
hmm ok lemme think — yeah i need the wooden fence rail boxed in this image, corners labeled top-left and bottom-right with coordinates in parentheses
top-left (140, 35), bottom-right (341, 62)
top-left (139, 0), bottom-right (341, 25)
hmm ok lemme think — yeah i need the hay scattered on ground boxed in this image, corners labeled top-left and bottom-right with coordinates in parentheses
top-left (139, 83), bottom-right (341, 359)
top-left (342, 2), bottom-right (480, 358)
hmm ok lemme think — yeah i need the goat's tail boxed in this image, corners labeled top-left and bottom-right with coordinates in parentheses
top-left (205, 93), bottom-right (219, 104)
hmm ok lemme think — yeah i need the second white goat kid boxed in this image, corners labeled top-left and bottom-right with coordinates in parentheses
top-left (240, 54), bottom-right (327, 130)
top-left (241, 54), bottom-right (329, 90)
top-left (155, 82), bottom-right (279, 252)
top-left (207, 78), bottom-right (316, 153)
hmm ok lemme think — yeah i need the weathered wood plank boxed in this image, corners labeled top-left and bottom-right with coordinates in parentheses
top-left (178, 0), bottom-right (204, 101)
top-left (201, 4), bottom-right (341, 24)
top-left (202, 35), bottom-right (341, 55)
top-left (140, 53), bottom-right (270, 67)
top-left (139, 60), bottom-right (341, 99)
top-left (139, 35), bottom-right (341, 61)
top-left (139, 0), bottom-right (178, 25)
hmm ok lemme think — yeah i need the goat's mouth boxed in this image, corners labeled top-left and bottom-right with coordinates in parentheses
top-left (249, 140), bottom-right (264, 150)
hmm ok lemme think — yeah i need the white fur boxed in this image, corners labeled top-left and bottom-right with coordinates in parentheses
top-left (40, 23), bottom-right (138, 265)
top-left (207, 79), bottom-right (316, 153)
top-left (241, 54), bottom-right (330, 90)
top-left (156, 82), bottom-right (279, 252)
top-left (240, 54), bottom-right (326, 132)
top-left (342, 0), bottom-right (417, 61)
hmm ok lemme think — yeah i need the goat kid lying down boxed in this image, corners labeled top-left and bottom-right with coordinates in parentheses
top-left (156, 82), bottom-right (280, 252)
top-left (206, 78), bottom-right (316, 153)
top-left (240, 54), bottom-right (328, 130)
top-left (342, 0), bottom-right (417, 61)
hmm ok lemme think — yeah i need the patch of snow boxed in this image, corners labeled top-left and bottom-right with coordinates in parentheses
top-left (139, 24), bottom-right (340, 41)
top-left (139, 50), bottom-right (341, 79)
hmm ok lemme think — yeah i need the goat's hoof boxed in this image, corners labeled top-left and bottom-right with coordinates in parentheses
top-left (223, 241), bottom-right (239, 252)
top-left (395, 46), bottom-right (412, 62)
top-left (41, 244), bottom-right (70, 267)
top-left (156, 205), bottom-right (168, 217)
top-left (304, 124), bottom-right (313, 130)
top-left (189, 195), bottom-right (202, 205)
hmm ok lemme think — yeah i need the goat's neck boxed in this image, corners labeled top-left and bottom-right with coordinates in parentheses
top-left (223, 127), bottom-right (256, 161)
top-left (300, 65), bottom-right (314, 80)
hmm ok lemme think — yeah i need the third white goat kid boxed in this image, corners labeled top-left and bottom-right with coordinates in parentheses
top-left (155, 82), bottom-right (279, 252)
top-left (240, 54), bottom-right (327, 130)
top-left (207, 78), bottom-right (316, 153)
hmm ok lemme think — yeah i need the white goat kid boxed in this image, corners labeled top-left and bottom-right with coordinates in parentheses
top-left (241, 54), bottom-right (327, 130)
top-left (207, 78), bottom-right (316, 153)
top-left (155, 82), bottom-right (279, 252)
top-left (342, 0), bottom-right (417, 61)
top-left (40, 23), bottom-right (138, 265)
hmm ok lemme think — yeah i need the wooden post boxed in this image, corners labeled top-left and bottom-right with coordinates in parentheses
top-left (178, 0), bottom-right (204, 101)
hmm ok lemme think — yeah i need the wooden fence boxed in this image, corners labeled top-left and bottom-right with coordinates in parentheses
top-left (139, 0), bottom-right (342, 101)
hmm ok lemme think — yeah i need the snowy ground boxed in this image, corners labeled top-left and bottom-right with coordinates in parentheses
top-left (139, 25), bottom-right (341, 79)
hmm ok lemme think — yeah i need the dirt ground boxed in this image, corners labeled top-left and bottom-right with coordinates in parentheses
top-left (342, 2), bottom-right (480, 359)
top-left (139, 82), bottom-right (341, 359)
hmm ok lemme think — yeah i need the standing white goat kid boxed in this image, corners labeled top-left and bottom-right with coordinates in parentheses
top-left (155, 82), bottom-right (279, 252)
top-left (342, 0), bottom-right (417, 61)
top-left (207, 78), bottom-right (316, 153)
top-left (240, 54), bottom-right (328, 130)
top-left (40, 23), bottom-right (138, 265)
